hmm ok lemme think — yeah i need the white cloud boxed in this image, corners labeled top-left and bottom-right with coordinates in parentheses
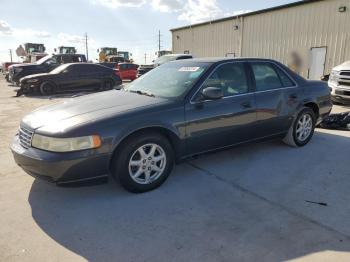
top-left (151, 0), bottom-right (183, 12)
top-left (178, 0), bottom-right (222, 24)
top-left (13, 29), bottom-right (51, 38)
top-left (92, 0), bottom-right (146, 8)
top-left (0, 20), bottom-right (13, 35)
top-left (229, 10), bottom-right (252, 16)
top-left (0, 20), bottom-right (51, 38)
top-left (58, 33), bottom-right (85, 43)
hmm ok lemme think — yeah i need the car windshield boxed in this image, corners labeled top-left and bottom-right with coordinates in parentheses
top-left (50, 64), bottom-right (70, 74)
top-left (125, 62), bottom-right (209, 99)
top-left (34, 55), bottom-right (51, 65)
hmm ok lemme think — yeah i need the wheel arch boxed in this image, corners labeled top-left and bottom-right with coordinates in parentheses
top-left (303, 101), bottom-right (319, 118)
top-left (108, 126), bottom-right (182, 172)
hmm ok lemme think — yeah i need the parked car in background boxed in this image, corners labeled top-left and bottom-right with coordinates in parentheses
top-left (116, 63), bottom-right (138, 81)
top-left (153, 54), bottom-right (193, 67)
top-left (97, 62), bottom-right (117, 69)
top-left (17, 63), bottom-right (121, 96)
top-left (2, 62), bottom-right (21, 75)
top-left (137, 54), bottom-right (194, 78)
top-left (9, 54), bottom-right (87, 86)
top-left (11, 58), bottom-right (332, 193)
top-left (328, 61), bottom-right (350, 104)
top-left (3, 63), bottom-right (22, 83)
top-left (137, 64), bottom-right (154, 78)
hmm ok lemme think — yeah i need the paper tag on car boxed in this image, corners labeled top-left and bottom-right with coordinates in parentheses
top-left (179, 67), bottom-right (200, 72)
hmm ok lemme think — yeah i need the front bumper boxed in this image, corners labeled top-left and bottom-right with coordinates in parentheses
top-left (11, 135), bottom-right (110, 184)
top-left (329, 83), bottom-right (350, 103)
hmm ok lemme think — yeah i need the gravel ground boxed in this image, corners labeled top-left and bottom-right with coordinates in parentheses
top-left (1, 76), bottom-right (350, 262)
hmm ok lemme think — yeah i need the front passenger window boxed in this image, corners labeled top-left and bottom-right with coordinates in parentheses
top-left (201, 63), bottom-right (248, 97)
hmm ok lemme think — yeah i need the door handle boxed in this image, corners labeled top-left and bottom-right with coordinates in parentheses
top-left (241, 101), bottom-right (252, 108)
top-left (289, 94), bottom-right (298, 99)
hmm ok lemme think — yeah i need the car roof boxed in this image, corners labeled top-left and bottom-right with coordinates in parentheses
top-left (163, 54), bottom-right (193, 57)
top-left (170, 57), bottom-right (280, 64)
top-left (55, 54), bottom-right (85, 56)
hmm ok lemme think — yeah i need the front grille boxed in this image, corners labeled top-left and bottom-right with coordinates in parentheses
top-left (19, 127), bottom-right (34, 149)
top-left (335, 90), bottom-right (350, 96)
top-left (339, 81), bottom-right (350, 87)
top-left (340, 71), bottom-right (350, 76)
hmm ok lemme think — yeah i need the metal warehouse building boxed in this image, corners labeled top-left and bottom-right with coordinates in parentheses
top-left (171, 0), bottom-right (350, 79)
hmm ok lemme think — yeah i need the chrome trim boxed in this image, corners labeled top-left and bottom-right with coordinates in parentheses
top-left (18, 127), bottom-right (34, 149)
top-left (189, 60), bottom-right (298, 105)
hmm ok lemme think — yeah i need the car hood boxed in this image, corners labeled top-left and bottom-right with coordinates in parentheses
top-left (21, 90), bottom-right (168, 134)
top-left (12, 63), bottom-right (38, 69)
top-left (333, 61), bottom-right (350, 71)
top-left (21, 73), bottom-right (51, 81)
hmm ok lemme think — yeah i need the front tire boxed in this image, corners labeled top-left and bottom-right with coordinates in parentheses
top-left (283, 107), bottom-right (316, 147)
top-left (40, 82), bottom-right (56, 96)
top-left (112, 132), bottom-right (174, 193)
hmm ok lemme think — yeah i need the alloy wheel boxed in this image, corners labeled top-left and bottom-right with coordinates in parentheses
top-left (296, 113), bottom-right (313, 142)
top-left (128, 143), bottom-right (166, 185)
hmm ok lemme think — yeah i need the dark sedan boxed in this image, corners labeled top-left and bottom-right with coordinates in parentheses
top-left (17, 63), bottom-right (122, 96)
top-left (11, 58), bottom-right (332, 193)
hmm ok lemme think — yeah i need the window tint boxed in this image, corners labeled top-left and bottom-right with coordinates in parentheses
top-left (120, 64), bottom-right (127, 70)
top-left (274, 66), bottom-right (295, 87)
top-left (202, 62), bottom-right (248, 97)
top-left (251, 62), bottom-right (283, 91)
top-left (45, 57), bottom-right (58, 65)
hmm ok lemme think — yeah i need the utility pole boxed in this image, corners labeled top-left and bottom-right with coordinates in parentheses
top-left (158, 30), bottom-right (162, 56)
top-left (144, 53), bottom-right (147, 64)
top-left (9, 49), bottom-right (12, 62)
top-left (85, 33), bottom-right (89, 61)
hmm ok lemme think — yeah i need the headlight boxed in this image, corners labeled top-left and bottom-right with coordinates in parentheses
top-left (329, 70), bottom-right (339, 83)
top-left (27, 79), bottom-right (39, 83)
top-left (32, 134), bottom-right (101, 152)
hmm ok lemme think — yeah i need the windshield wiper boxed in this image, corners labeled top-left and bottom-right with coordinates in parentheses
top-left (129, 90), bottom-right (155, 97)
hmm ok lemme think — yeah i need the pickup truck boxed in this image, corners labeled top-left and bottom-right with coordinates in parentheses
top-left (8, 54), bottom-right (87, 86)
top-left (328, 61), bottom-right (350, 104)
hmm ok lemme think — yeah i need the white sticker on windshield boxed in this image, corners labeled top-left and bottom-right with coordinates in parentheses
top-left (179, 67), bottom-right (200, 72)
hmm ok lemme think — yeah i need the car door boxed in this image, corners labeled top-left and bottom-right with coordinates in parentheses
top-left (58, 65), bottom-right (80, 91)
top-left (184, 62), bottom-right (257, 155)
top-left (249, 61), bottom-right (301, 137)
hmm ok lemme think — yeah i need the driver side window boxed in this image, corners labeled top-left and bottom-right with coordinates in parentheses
top-left (201, 62), bottom-right (248, 97)
top-left (45, 57), bottom-right (58, 66)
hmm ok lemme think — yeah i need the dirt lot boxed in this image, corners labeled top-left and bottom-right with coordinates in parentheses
top-left (1, 76), bottom-right (350, 262)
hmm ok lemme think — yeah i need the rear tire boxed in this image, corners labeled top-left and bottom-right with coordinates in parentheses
top-left (101, 79), bottom-right (114, 91)
top-left (40, 82), bottom-right (56, 96)
top-left (111, 132), bottom-right (174, 193)
top-left (283, 107), bottom-right (316, 147)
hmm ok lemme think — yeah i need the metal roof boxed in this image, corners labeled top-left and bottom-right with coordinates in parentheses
top-left (170, 0), bottom-right (325, 31)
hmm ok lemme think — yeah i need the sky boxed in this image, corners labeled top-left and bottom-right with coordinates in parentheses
top-left (0, 0), bottom-right (296, 64)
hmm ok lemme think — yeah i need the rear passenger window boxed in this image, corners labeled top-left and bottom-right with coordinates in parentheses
top-left (274, 66), bottom-right (295, 87)
top-left (202, 62), bottom-right (248, 97)
top-left (251, 62), bottom-right (283, 91)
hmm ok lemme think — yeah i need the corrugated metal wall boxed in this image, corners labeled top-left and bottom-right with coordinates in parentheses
top-left (172, 0), bottom-right (350, 77)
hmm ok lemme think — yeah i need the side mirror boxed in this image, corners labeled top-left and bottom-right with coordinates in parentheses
top-left (201, 87), bottom-right (224, 100)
